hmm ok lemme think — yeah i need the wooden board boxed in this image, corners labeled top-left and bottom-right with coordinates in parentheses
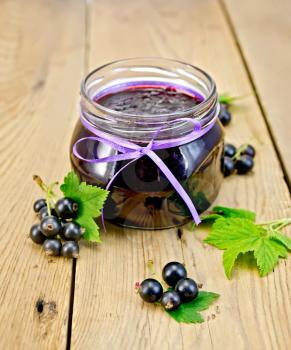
top-left (222, 0), bottom-right (291, 185)
top-left (0, 0), bottom-right (84, 349)
top-left (71, 1), bottom-right (291, 350)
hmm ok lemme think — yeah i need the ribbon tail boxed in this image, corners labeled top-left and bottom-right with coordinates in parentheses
top-left (146, 150), bottom-right (201, 225)
top-left (101, 156), bottom-right (142, 232)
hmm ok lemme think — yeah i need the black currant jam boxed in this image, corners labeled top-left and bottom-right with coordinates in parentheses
top-left (70, 59), bottom-right (224, 229)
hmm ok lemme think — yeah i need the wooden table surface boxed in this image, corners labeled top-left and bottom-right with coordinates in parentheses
top-left (0, 1), bottom-right (290, 349)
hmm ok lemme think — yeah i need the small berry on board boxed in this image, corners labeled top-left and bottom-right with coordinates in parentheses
top-left (138, 279), bottom-right (163, 303)
top-left (33, 199), bottom-right (47, 213)
top-left (40, 216), bottom-right (62, 237)
top-left (240, 144), bottom-right (256, 158)
top-left (223, 157), bottom-right (236, 177)
top-left (43, 239), bottom-right (62, 256)
top-left (222, 143), bottom-right (256, 177)
top-left (162, 262), bottom-right (187, 287)
top-left (30, 224), bottom-right (46, 244)
top-left (235, 155), bottom-right (254, 174)
top-left (61, 241), bottom-right (80, 258)
top-left (218, 104), bottom-right (232, 126)
top-left (55, 197), bottom-right (79, 219)
top-left (224, 143), bottom-right (236, 158)
top-left (137, 261), bottom-right (219, 324)
top-left (161, 291), bottom-right (181, 311)
top-left (175, 278), bottom-right (199, 303)
top-left (62, 222), bottom-right (83, 241)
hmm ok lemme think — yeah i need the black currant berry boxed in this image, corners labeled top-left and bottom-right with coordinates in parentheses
top-left (223, 157), bottom-right (236, 177)
top-left (38, 206), bottom-right (57, 220)
top-left (55, 198), bottom-right (79, 219)
top-left (218, 104), bottom-right (232, 126)
top-left (62, 222), bottom-right (83, 241)
top-left (241, 144), bottom-right (256, 158)
top-left (61, 241), bottom-right (80, 258)
top-left (161, 291), bottom-right (181, 311)
top-left (224, 143), bottom-right (236, 158)
top-left (30, 224), bottom-right (46, 244)
top-left (40, 216), bottom-right (62, 237)
top-left (43, 239), bottom-right (62, 256)
top-left (175, 278), bottom-right (199, 303)
top-left (138, 279), bottom-right (163, 303)
top-left (236, 155), bottom-right (254, 174)
top-left (162, 262), bottom-right (187, 287)
top-left (33, 199), bottom-right (47, 213)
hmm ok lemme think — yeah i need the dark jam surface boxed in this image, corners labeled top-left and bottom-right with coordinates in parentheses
top-left (71, 84), bottom-right (224, 229)
top-left (94, 85), bottom-right (204, 115)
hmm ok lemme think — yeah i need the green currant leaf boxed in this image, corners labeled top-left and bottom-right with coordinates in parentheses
top-left (204, 217), bottom-right (290, 278)
top-left (202, 206), bottom-right (256, 223)
top-left (167, 291), bottom-right (219, 323)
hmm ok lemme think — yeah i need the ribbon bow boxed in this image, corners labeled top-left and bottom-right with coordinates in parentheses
top-left (73, 115), bottom-right (217, 226)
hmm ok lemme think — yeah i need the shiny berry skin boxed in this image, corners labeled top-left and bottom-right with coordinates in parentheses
top-left (55, 198), bottom-right (79, 219)
top-left (236, 155), bottom-right (254, 174)
top-left (161, 291), bottom-right (181, 311)
top-left (241, 144), bottom-right (256, 158)
top-left (162, 262), bottom-right (187, 287)
top-left (224, 143), bottom-right (236, 158)
top-left (38, 206), bottom-right (56, 220)
top-left (138, 279), bottom-right (163, 303)
top-left (175, 278), bottom-right (199, 303)
top-left (30, 224), bottom-right (46, 244)
top-left (40, 216), bottom-right (62, 237)
top-left (43, 239), bottom-right (62, 256)
top-left (62, 222), bottom-right (83, 241)
top-left (33, 199), bottom-right (47, 213)
top-left (218, 104), bottom-right (232, 126)
top-left (61, 241), bottom-right (80, 258)
top-left (223, 157), bottom-right (236, 177)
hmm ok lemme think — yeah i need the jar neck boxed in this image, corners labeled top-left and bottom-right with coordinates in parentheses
top-left (80, 59), bottom-right (219, 143)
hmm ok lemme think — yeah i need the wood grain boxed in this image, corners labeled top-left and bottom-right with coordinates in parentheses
top-left (0, 0), bottom-right (84, 349)
top-left (222, 0), bottom-right (291, 185)
top-left (71, 1), bottom-right (291, 350)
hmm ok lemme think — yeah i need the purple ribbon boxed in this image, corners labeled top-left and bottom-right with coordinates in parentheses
top-left (73, 115), bottom-right (217, 226)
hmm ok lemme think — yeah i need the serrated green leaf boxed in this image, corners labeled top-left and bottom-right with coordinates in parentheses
top-left (205, 218), bottom-right (260, 250)
top-left (204, 216), bottom-right (290, 278)
top-left (254, 239), bottom-right (288, 276)
top-left (269, 232), bottom-right (291, 250)
top-left (167, 291), bottom-right (219, 323)
top-left (77, 215), bottom-right (101, 243)
top-left (202, 206), bottom-right (256, 223)
top-left (60, 171), bottom-right (80, 196)
top-left (60, 171), bottom-right (109, 242)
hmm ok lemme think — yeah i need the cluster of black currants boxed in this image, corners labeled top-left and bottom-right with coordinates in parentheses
top-left (223, 143), bottom-right (256, 177)
top-left (30, 197), bottom-right (84, 258)
top-left (138, 262), bottom-right (199, 311)
top-left (218, 103), bottom-right (232, 126)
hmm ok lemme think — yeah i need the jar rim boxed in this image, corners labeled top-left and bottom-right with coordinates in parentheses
top-left (80, 57), bottom-right (217, 121)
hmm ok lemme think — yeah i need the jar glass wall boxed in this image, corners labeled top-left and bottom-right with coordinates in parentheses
top-left (70, 58), bottom-right (224, 229)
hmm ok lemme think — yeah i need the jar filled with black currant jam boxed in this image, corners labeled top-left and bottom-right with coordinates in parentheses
top-left (70, 58), bottom-right (224, 229)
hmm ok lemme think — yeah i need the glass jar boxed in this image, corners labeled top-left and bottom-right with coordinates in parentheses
top-left (70, 58), bottom-right (224, 229)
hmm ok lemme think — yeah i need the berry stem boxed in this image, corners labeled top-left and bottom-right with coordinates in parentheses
top-left (231, 143), bottom-right (248, 160)
top-left (33, 175), bottom-right (59, 216)
top-left (147, 260), bottom-right (167, 290)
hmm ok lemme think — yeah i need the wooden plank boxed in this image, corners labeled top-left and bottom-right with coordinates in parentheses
top-left (0, 0), bottom-right (84, 349)
top-left (222, 0), bottom-right (291, 184)
top-left (71, 0), bottom-right (291, 349)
